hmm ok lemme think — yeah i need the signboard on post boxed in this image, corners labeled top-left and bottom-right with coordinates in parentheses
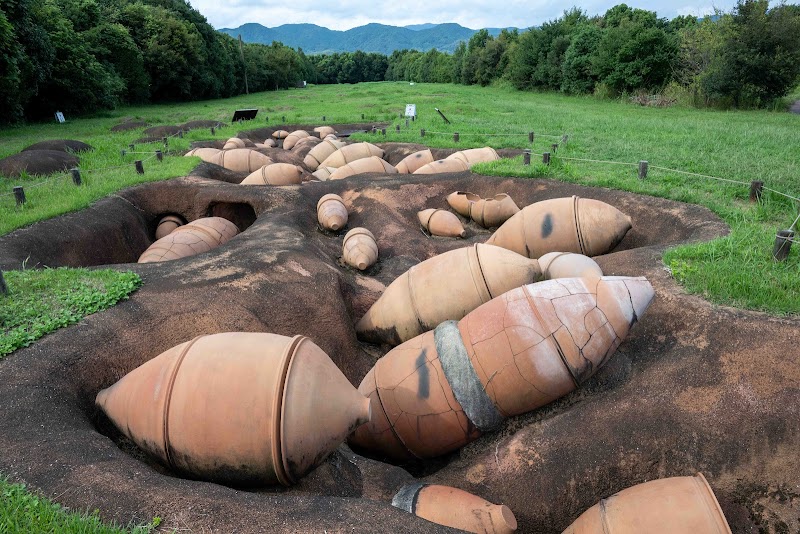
top-left (55, 111), bottom-right (65, 123)
top-left (404, 104), bottom-right (417, 118)
top-left (231, 109), bottom-right (258, 122)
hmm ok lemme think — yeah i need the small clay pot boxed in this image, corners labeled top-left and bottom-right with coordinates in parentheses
top-left (469, 193), bottom-right (520, 228)
top-left (396, 149), bottom-right (434, 174)
top-left (272, 130), bottom-right (289, 139)
top-left (312, 166), bottom-right (337, 181)
top-left (223, 137), bottom-right (246, 150)
top-left (138, 217), bottom-right (239, 263)
top-left (304, 139), bottom-right (346, 171)
top-left (96, 332), bottom-right (371, 486)
top-left (184, 147), bottom-right (221, 163)
top-left (342, 227), bottom-right (378, 270)
top-left (314, 126), bottom-right (336, 138)
top-left (319, 142), bottom-right (384, 169)
top-left (355, 244), bottom-right (542, 346)
top-left (445, 147), bottom-right (500, 166)
top-left (393, 483), bottom-right (517, 534)
top-left (564, 473), bottom-right (731, 533)
top-left (155, 215), bottom-right (184, 240)
top-left (241, 163), bottom-right (303, 186)
top-left (350, 276), bottom-right (654, 459)
top-left (317, 194), bottom-right (348, 231)
top-left (538, 252), bottom-right (603, 284)
top-left (329, 156), bottom-right (397, 180)
top-left (282, 130), bottom-right (310, 150)
top-left (413, 158), bottom-right (469, 175)
top-left (486, 196), bottom-right (632, 258)
top-left (209, 149), bottom-right (273, 173)
top-left (446, 191), bottom-right (481, 217)
top-left (418, 209), bottom-right (466, 238)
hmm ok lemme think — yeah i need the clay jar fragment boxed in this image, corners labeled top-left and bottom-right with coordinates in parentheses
top-left (342, 227), bottom-right (378, 270)
top-left (445, 147), bottom-right (500, 167)
top-left (486, 196), bottom-right (632, 258)
top-left (138, 217), bottom-right (238, 263)
top-left (155, 215), bottom-right (184, 240)
top-left (396, 149), bottom-right (434, 174)
top-left (96, 332), bottom-right (371, 486)
top-left (223, 137), bottom-right (246, 150)
top-left (418, 209), bottom-right (466, 238)
top-left (319, 142), bottom-right (384, 169)
top-left (314, 126), bottom-right (336, 138)
top-left (304, 139), bottom-right (346, 171)
top-left (470, 193), bottom-right (520, 228)
top-left (329, 156), bottom-right (397, 180)
top-left (393, 483), bottom-right (517, 534)
top-left (272, 130), bottom-right (289, 139)
top-left (317, 194), bottom-right (348, 231)
top-left (413, 158), bottom-right (469, 175)
top-left (209, 149), bottom-right (273, 173)
top-left (184, 147), bottom-right (221, 162)
top-left (241, 163), bottom-right (303, 185)
top-left (355, 244), bottom-right (542, 346)
top-left (447, 191), bottom-right (481, 217)
top-left (539, 252), bottom-right (603, 285)
top-left (350, 276), bottom-right (654, 460)
top-left (563, 473), bottom-right (731, 534)
top-left (312, 166), bottom-right (337, 181)
top-left (282, 130), bottom-right (310, 150)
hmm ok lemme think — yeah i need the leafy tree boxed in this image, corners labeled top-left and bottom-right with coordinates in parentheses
top-left (561, 24), bottom-right (602, 94)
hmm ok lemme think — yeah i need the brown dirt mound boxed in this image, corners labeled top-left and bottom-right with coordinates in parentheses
top-left (181, 120), bottom-right (226, 131)
top-left (0, 149), bottom-right (79, 178)
top-left (110, 120), bottom-right (148, 132)
top-left (21, 139), bottom-right (93, 153)
top-left (0, 148), bottom-right (797, 533)
top-left (142, 125), bottom-right (183, 138)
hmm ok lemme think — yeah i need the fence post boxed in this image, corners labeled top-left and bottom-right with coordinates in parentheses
top-left (156, 150), bottom-right (163, 162)
top-left (13, 186), bottom-right (25, 206)
top-left (129, 143), bottom-right (135, 152)
top-left (135, 160), bottom-right (144, 174)
top-left (528, 131), bottom-right (534, 143)
top-left (454, 132), bottom-right (459, 143)
top-left (523, 151), bottom-right (531, 166)
top-left (773, 229), bottom-right (794, 261)
top-left (211, 126), bottom-right (215, 135)
top-left (282, 115), bottom-right (286, 122)
top-left (120, 149), bottom-right (126, 157)
top-left (562, 134), bottom-right (569, 145)
top-left (551, 143), bottom-right (558, 153)
top-left (638, 160), bottom-right (649, 180)
top-left (163, 137), bottom-right (168, 147)
top-left (405, 119), bottom-right (409, 128)
top-left (178, 130), bottom-right (183, 138)
top-left (421, 129), bottom-right (425, 137)
top-left (381, 128), bottom-right (386, 136)
top-left (362, 113), bottom-right (365, 120)
top-left (749, 181), bottom-right (764, 203)
top-left (322, 115), bottom-right (326, 122)
top-left (71, 168), bottom-right (82, 186)
top-left (0, 269), bottom-right (7, 295)
top-left (396, 124), bottom-right (400, 132)
top-left (543, 152), bottom-right (551, 165)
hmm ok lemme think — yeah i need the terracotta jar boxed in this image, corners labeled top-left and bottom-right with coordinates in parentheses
top-left (314, 126), bottom-right (336, 138)
top-left (350, 276), bottom-right (654, 459)
top-left (304, 139), bottom-right (346, 171)
top-left (538, 252), bottom-right (603, 284)
top-left (185, 147), bottom-right (221, 162)
top-left (138, 217), bottom-right (239, 263)
top-left (418, 209), bottom-right (466, 238)
top-left (447, 191), bottom-right (481, 217)
top-left (241, 163), bottom-right (303, 186)
top-left (282, 130), bottom-right (310, 150)
top-left (96, 332), bottom-right (371, 486)
top-left (317, 194), bottom-right (348, 231)
top-left (396, 149), bottom-right (434, 174)
top-left (563, 473), bottom-right (731, 533)
top-left (486, 196), bottom-right (632, 258)
top-left (329, 156), bottom-right (397, 180)
top-left (209, 149), bottom-right (273, 173)
top-left (262, 138), bottom-right (277, 148)
top-left (319, 142), bottom-right (384, 169)
top-left (393, 483), bottom-right (517, 534)
top-left (445, 147), bottom-right (500, 166)
top-left (312, 166), bottom-right (337, 181)
top-left (413, 158), bottom-right (469, 174)
top-left (155, 215), bottom-right (184, 240)
top-left (223, 137), bottom-right (246, 150)
top-left (291, 136), bottom-right (321, 157)
top-left (342, 227), bottom-right (378, 270)
top-left (272, 130), bottom-right (289, 139)
top-left (470, 194), bottom-right (520, 228)
top-left (355, 244), bottom-right (542, 346)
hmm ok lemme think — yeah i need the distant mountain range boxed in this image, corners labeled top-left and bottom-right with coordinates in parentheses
top-left (218, 23), bottom-right (518, 55)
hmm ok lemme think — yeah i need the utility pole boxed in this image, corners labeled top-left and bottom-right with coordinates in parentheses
top-left (239, 34), bottom-right (249, 95)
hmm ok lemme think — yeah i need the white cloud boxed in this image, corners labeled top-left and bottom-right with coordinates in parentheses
top-left (676, 4), bottom-right (717, 17)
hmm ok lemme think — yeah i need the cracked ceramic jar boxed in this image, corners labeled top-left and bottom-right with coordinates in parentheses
top-left (486, 196), bottom-right (632, 258)
top-left (138, 217), bottom-right (239, 263)
top-left (317, 194), bottom-right (348, 231)
top-left (282, 130), bottom-right (310, 150)
top-left (272, 130), bottom-right (289, 139)
top-left (304, 139), bottom-right (346, 171)
top-left (563, 473), bottom-right (731, 534)
top-left (96, 332), bottom-right (371, 486)
top-left (470, 193), bottom-right (520, 228)
top-left (413, 158), bottom-right (469, 175)
top-left (319, 142), bottom-right (384, 169)
top-left (241, 163), bottom-right (303, 186)
top-left (445, 147), bottom-right (500, 167)
top-left (209, 149), bottom-right (273, 173)
top-left (329, 156), bottom-right (397, 180)
top-left (393, 483), bottom-right (517, 534)
top-left (314, 126), bottom-right (336, 138)
top-left (312, 166), bottom-right (337, 181)
top-left (349, 276), bottom-right (654, 460)
top-left (355, 244), bottom-right (542, 346)
top-left (342, 227), bottom-right (378, 270)
top-left (155, 215), bottom-right (184, 240)
top-left (447, 191), bottom-right (481, 217)
top-left (418, 209), bottom-right (466, 238)
top-left (396, 149), bottom-right (434, 174)
top-left (222, 137), bottom-right (246, 150)
top-left (185, 147), bottom-right (221, 163)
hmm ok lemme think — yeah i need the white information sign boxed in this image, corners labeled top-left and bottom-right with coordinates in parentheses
top-left (404, 104), bottom-right (417, 118)
top-left (55, 111), bottom-right (65, 123)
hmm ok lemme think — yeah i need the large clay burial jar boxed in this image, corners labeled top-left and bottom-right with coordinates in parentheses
top-left (446, 147), bottom-right (500, 166)
top-left (470, 193), bottom-right (520, 228)
top-left (209, 149), bottom-right (272, 173)
top-left (317, 194), bottom-right (348, 231)
top-left (396, 149), bottom-right (434, 174)
top-left (447, 191), bottom-right (481, 217)
top-left (486, 196), bottom-right (632, 258)
top-left (155, 215), bottom-right (184, 240)
top-left (563, 473), bottom-right (731, 533)
top-left (355, 244), bottom-right (542, 346)
top-left (418, 209), bottom-right (466, 238)
top-left (241, 163), bottom-right (303, 185)
top-left (318, 142), bottom-right (384, 169)
top-left (342, 227), bottom-right (378, 270)
top-left (96, 332), bottom-right (371, 486)
top-left (185, 147), bottom-right (221, 162)
top-left (393, 483), bottom-right (517, 534)
top-left (303, 139), bottom-right (345, 171)
top-left (329, 156), bottom-right (397, 180)
top-left (413, 158), bottom-right (469, 175)
top-left (350, 276), bottom-right (654, 460)
top-left (282, 130), bottom-right (310, 150)
top-left (138, 217), bottom-right (238, 263)
top-left (222, 137), bottom-right (246, 150)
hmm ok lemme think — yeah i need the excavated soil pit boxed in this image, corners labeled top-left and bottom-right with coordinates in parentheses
top-left (0, 148), bottom-right (799, 533)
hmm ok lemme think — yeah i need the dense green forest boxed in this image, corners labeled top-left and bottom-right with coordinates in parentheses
top-left (1, 0), bottom-right (798, 124)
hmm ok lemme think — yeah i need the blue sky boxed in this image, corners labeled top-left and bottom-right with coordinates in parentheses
top-left (193, 0), bottom-right (740, 30)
